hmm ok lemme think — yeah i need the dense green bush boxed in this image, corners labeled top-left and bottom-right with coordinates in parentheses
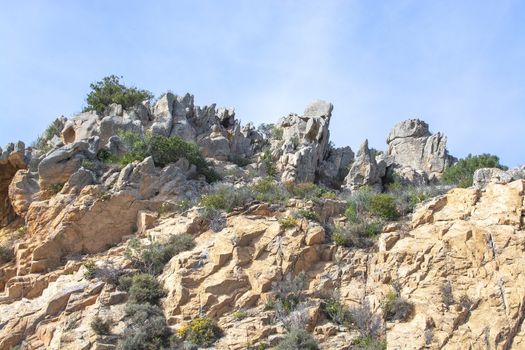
top-left (119, 303), bottom-right (171, 350)
top-left (275, 328), bottom-right (319, 350)
top-left (84, 75), bottom-right (153, 114)
top-left (126, 234), bottom-right (195, 275)
top-left (127, 273), bottom-right (166, 304)
top-left (90, 316), bottom-right (112, 335)
top-left (118, 131), bottom-right (220, 182)
top-left (368, 194), bottom-right (399, 220)
top-left (176, 317), bottom-right (223, 347)
top-left (442, 153), bottom-right (507, 188)
top-left (297, 209), bottom-right (319, 222)
top-left (382, 291), bottom-right (414, 322)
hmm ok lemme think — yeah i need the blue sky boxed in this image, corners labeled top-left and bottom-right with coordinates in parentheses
top-left (1, 0), bottom-right (524, 166)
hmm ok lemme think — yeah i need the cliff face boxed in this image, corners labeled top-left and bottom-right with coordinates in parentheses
top-left (0, 95), bottom-right (523, 349)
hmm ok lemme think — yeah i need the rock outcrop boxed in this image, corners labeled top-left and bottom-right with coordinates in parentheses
top-left (273, 100), bottom-right (335, 183)
top-left (343, 140), bottom-right (383, 191)
top-left (387, 119), bottom-right (455, 181)
top-left (0, 142), bottom-right (29, 227)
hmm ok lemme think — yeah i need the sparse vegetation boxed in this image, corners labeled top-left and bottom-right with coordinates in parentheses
top-left (275, 328), bottom-right (319, 350)
top-left (331, 222), bottom-right (379, 249)
top-left (90, 316), bottom-right (112, 335)
top-left (322, 299), bottom-right (353, 327)
top-left (261, 149), bottom-right (277, 177)
top-left (46, 183), bottom-right (65, 195)
top-left (125, 234), bottom-right (195, 275)
top-left (349, 300), bottom-right (384, 347)
top-left (284, 182), bottom-right (334, 200)
top-left (83, 261), bottom-right (97, 279)
top-left (442, 153), bottom-right (507, 188)
top-left (84, 75), bottom-right (153, 114)
top-left (32, 119), bottom-right (63, 153)
top-left (351, 336), bottom-right (387, 350)
top-left (233, 310), bottom-right (248, 320)
top-left (272, 272), bottom-right (307, 316)
top-left (176, 317), bottom-right (223, 347)
top-left (381, 290), bottom-right (414, 322)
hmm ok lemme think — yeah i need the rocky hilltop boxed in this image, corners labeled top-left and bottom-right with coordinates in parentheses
top-left (0, 89), bottom-right (523, 350)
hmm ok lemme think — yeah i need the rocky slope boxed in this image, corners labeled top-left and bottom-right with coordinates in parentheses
top-left (0, 93), bottom-right (523, 349)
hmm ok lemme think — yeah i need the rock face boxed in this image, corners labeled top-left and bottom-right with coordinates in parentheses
top-left (387, 119), bottom-right (454, 181)
top-left (274, 100), bottom-right (334, 183)
top-left (473, 165), bottom-right (525, 188)
top-left (343, 140), bottom-right (383, 191)
top-left (0, 142), bottom-right (29, 226)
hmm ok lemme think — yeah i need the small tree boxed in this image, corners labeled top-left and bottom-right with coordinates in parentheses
top-left (84, 75), bottom-right (153, 114)
top-left (442, 153), bottom-right (507, 188)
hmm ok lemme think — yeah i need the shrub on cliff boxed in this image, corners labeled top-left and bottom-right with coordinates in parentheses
top-left (176, 317), bottom-right (223, 347)
top-left (118, 131), bottom-right (220, 182)
top-left (126, 234), bottom-right (195, 275)
top-left (442, 153), bottom-right (507, 188)
top-left (127, 273), bottom-right (166, 304)
top-left (275, 328), bottom-right (319, 350)
top-left (84, 75), bottom-right (153, 114)
top-left (119, 303), bottom-right (171, 350)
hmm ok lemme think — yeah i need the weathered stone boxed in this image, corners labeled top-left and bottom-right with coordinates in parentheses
top-left (343, 139), bottom-right (383, 191)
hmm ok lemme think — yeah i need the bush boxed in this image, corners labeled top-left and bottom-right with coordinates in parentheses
top-left (177, 317), bottom-right (223, 347)
top-left (0, 244), bottom-right (14, 264)
top-left (349, 300), bottom-right (383, 340)
top-left (297, 209), bottom-right (319, 222)
top-left (251, 177), bottom-right (288, 203)
top-left (261, 149), bottom-right (277, 177)
top-left (118, 131), bottom-right (220, 182)
top-left (382, 291), bottom-right (414, 322)
top-left (279, 217), bottom-right (298, 229)
top-left (119, 302), bottom-right (171, 350)
top-left (127, 273), bottom-right (166, 305)
top-left (83, 261), bottom-right (97, 279)
top-left (368, 194), bottom-right (399, 220)
top-left (228, 154), bottom-right (253, 167)
top-left (126, 234), bottom-right (195, 275)
top-left (84, 75), bottom-right (153, 114)
top-left (272, 272), bottom-right (307, 315)
top-left (46, 183), bottom-right (65, 195)
top-left (442, 153), bottom-right (508, 188)
top-left (351, 336), bottom-right (387, 350)
top-left (275, 328), bottom-right (319, 350)
top-left (233, 310), bottom-right (248, 320)
top-left (386, 182), bottom-right (446, 216)
top-left (284, 182), bottom-right (332, 200)
top-left (331, 222), bottom-right (379, 249)
top-left (91, 316), bottom-right (112, 335)
top-left (322, 299), bottom-right (352, 327)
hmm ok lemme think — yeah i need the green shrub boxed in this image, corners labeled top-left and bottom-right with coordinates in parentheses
top-left (271, 126), bottom-right (284, 141)
top-left (117, 131), bottom-right (220, 182)
top-left (368, 194), bottom-right (399, 220)
top-left (322, 299), bottom-right (352, 327)
top-left (382, 291), bottom-right (414, 322)
top-left (127, 273), bottom-right (166, 305)
top-left (233, 310), bottom-right (248, 320)
top-left (386, 182), bottom-right (446, 216)
top-left (351, 336), bottom-right (387, 350)
top-left (177, 317), bottom-right (223, 347)
top-left (126, 234), bottom-right (195, 275)
top-left (119, 302), bottom-right (171, 350)
top-left (284, 182), bottom-right (332, 200)
top-left (228, 154), bottom-right (253, 167)
top-left (84, 75), bottom-right (153, 114)
top-left (118, 274), bottom-right (134, 292)
top-left (279, 217), bottom-right (298, 229)
top-left (297, 209), bottom-right (319, 222)
top-left (0, 244), bottom-right (14, 264)
top-left (261, 149), bottom-right (277, 177)
top-left (331, 222), bottom-right (379, 249)
top-left (251, 177), bottom-right (288, 203)
top-left (442, 153), bottom-right (507, 188)
top-left (90, 316), bottom-right (112, 335)
top-left (275, 328), bottom-right (319, 350)
top-left (83, 261), bottom-right (97, 279)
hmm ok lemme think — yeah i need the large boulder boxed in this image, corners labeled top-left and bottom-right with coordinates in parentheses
top-left (473, 165), bottom-right (525, 188)
top-left (38, 140), bottom-right (95, 187)
top-left (343, 140), bottom-right (383, 192)
top-left (387, 119), bottom-right (454, 181)
top-left (318, 146), bottom-right (354, 188)
top-left (275, 100), bottom-right (333, 183)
